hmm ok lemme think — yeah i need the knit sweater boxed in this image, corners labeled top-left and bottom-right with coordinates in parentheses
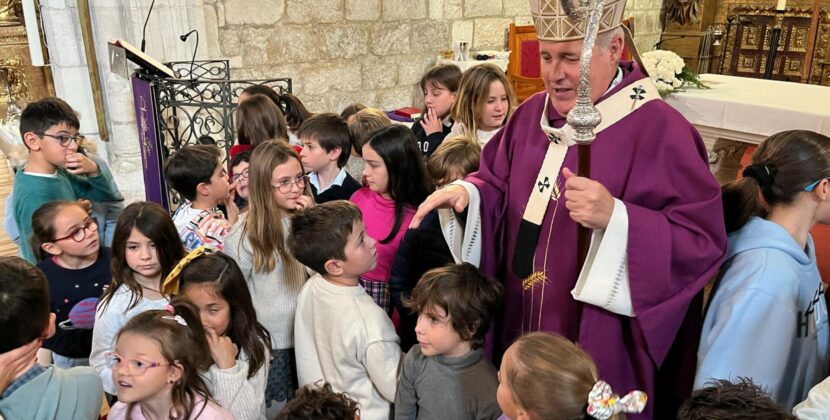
top-left (395, 345), bottom-right (501, 420)
top-left (13, 165), bottom-right (120, 262)
top-left (224, 213), bottom-right (309, 350)
top-left (90, 285), bottom-right (169, 394)
top-left (205, 345), bottom-right (269, 420)
top-left (294, 274), bottom-right (402, 420)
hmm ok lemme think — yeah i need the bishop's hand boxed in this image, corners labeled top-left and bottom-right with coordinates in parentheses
top-left (562, 167), bottom-right (614, 230)
top-left (410, 184), bottom-right (469, 229)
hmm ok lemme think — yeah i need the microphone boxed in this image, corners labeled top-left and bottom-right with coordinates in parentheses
top-left (140, 0), bottom-right (156, 52)
top-left (653, 35), bottom-right (686, 50)
top-left (179, 29), bottom-right (199, 83)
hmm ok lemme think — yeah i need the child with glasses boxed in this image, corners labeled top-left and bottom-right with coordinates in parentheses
top-left (230, 150), bottom-right (252, 211)
top-left (697, 130), bottom-right (830, 410)
top-left (0, 256), bottom-right (104, 419)
top-left (29, 200), bottom-right (111, 369)
top-left (164, 144), bottom-right (238, 252)
top-left (106, 301), bottom-right (233, 419)
top-left (13, 97), bottom-right (121, 263)
top-left (224, 140), bottom-right (313, 416)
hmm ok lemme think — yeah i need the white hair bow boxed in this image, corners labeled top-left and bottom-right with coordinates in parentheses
top-left (586, 380), bottom-right (647, 419)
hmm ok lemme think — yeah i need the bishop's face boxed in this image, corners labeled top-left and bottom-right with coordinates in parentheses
top-left (539, 36), bottom-right (622, 116)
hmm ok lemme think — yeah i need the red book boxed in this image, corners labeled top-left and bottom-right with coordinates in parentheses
top-left (394, 107), bottom-right (422, 118)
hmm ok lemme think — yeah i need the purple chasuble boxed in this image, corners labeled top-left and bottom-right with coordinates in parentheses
top-left (467, 61), bottom-right (727, 418)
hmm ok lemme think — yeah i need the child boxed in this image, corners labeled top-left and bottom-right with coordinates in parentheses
top-left (163, 248), bottom-right (272, 420)
top-left (681, 378), bottom-right (796, 420)
top-left (390, 136), bottom-right (482, 350)
top-left (165, 144), bottom-right (238, 251)
top-left (696, 130), bottom-right (830, 410)
top-left (411, 63), bottom-right (462, 156)
top-left (31, 200), bottom-right (112, 368)
top-left (298, 113), bottom-right (361, 203)
top-left (13, 97), bottom-right (120, 262)
top-left (345, 107), bottom-right (392, 181)
top-left (277, 382), bottom-right (360, 420)
top-left (233, 93), bottom-right (290, 158)
top-left (106, 301), bottom-right (233, 419)
top-left (351, 125), bottom-right (433, 313)
top-left (340, 102), bottom-right (366, 123)
top-left (277, 93), bottom-right (312, 146)
top-left (231, 150), bottom-right (252, 211)
top-left (224, 140), bottom-right (313, 413)
top-left (450, 63), bottom-right (517, 146)
top-left (288, 201), bottom-right (401, 419)
top-left (497, 332), bottom-right (647, 420)
top-left (395, 263), bottom-right (504, 419)
top-left (90, 201), bottom-right (186, 395)
top-left (0, 256), bottom-right (104, 419)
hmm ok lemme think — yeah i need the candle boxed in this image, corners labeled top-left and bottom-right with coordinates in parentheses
top-left (776, 0), bottom-right (786, 11)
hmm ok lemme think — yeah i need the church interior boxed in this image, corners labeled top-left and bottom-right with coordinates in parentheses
top-left (1, 0), bottom-right (830, 418)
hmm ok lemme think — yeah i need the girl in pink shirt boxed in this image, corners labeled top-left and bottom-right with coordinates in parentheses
top-left (351, 125), bottom-right (433, 313)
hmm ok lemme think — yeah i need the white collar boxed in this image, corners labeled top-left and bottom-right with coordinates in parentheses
top-left (310, 167), bottom-right (348, 193)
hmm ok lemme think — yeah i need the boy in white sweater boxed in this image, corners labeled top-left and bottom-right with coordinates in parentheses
top-left (288, 201), bottom-right (402, 419)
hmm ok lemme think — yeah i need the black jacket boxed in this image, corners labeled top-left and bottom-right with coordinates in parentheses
top-left (390, 209), bottom-right (458, 351)
top-left (410, 118), bottom-right (454, 157)
top-left (310, 173), bottom-right (362, 203)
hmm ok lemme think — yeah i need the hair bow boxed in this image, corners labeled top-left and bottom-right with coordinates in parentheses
top-left (161, 314), bottom-right (188, 326)
top-left (586, 380), bottom-right (647, 420)
top-left (162, 246), bottom-right (213, 296)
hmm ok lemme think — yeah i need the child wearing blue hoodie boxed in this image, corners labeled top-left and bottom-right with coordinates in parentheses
top-left (695, 130), bottom-right (830, 411)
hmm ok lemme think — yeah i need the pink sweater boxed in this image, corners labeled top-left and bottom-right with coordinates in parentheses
top-left (350, 187), bottom-right (415, 282)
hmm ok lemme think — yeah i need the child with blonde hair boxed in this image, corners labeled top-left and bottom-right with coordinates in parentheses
top-left (497, 332), bottom-right (646, 420)
top-left (450, 64), bottom-right (517, 146)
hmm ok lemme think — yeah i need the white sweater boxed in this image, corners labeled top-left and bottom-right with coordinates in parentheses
top-left (90, 285), bottom-right (169, 394)
top-left (205, 345), bottom-right (269, 420)
top-left (294, 274), bottom-right (402, 420)
top-left (224, 214), bottom-right (308, 350)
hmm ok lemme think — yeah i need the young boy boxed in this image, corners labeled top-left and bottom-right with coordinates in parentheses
top-left (276, 382), bottom-right (360, 420)
top-left (395, 263), bottom-right (503, 419)
top-left (298, 113), bottom-right (361, 203)
top-left (390, 136), bottom-right (482, 351)
top-left (680, 378), bottom-right (796, 420)
top-left (230, 149), bottom-right (251, 211)
top-left (0, 256), bottom-right (103, 418)
top-left (13, 97), bottom-right (120, 262)
top-left (164, 144), bottom-right (237, 251)
top-left (288, 201), bottom-right (401, 419)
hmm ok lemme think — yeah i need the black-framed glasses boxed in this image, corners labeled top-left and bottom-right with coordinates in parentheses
top-left (37, 133), bottom-right (85, 147)
top-left (272, 175), bottom-right (308, 193)
top-left (52, 218), bottom-right (98, 242)
top-left (232, 168), bottom-right (249, 182)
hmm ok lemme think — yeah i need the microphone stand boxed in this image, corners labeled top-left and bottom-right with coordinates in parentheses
top-left (180, 30), bottom-right (199, 87)
top-left (719, 15), bottom-right (736, 74)
top-left (140, 0), bottom-right (156, 52)
top-left (764, 9), bottom-right (785, 79)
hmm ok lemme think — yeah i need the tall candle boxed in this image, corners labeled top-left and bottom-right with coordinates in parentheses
top-left (776, 0), bottom-right (787, 11)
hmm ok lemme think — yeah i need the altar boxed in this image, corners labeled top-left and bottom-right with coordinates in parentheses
top-left (665, 73), bottom-right (830, 150)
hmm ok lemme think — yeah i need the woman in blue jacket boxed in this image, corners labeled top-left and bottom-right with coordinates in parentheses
top-left (696, 130), bottom-right (830, 410)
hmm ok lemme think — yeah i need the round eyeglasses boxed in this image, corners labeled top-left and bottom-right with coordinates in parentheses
top-left (38, 133), bottom-right (85, 147)
top-left (105, 352), bottom-right (170, 376)
top-left (52, 218), bottom-right (98, 242)
top-left (272, 174), bottom-right (308, 194)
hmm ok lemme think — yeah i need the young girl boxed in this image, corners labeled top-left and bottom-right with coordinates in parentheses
top-left (450, 63), bottom-right (517, 146)
top-left (696, 130), bottom-right (830, 410)
top-left (497, 332), bottom-right (646, 420)
top-left (277, 93), bottom-right (312, 146)
top-left (107, 301), bottom-right (233, 419)
top-left (31, 200), bottom-right (111, 368)
top-left (163, 248), bottom-right (272, 420)
top-left (90, 201), bottom-right (186, 395)
top-left (232, 93), bottom-right (289, 159)
top-left (224, 140), bottom-right (313, 414)
top-left (351, 125), bottom-right (433, 313)
top-left (411, 63), bottom-right (462, 156)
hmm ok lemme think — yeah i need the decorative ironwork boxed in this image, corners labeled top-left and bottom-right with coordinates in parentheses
top-left (138, 61), bottom-right (291, 208)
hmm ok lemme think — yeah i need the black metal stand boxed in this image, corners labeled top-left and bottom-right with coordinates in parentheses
top-left (719, 15), bottom-right (736, 74)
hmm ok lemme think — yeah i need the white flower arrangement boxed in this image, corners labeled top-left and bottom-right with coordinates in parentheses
top-left (641, 50), bottom-right (707, 97)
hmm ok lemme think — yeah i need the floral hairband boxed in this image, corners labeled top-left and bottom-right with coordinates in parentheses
top-left (161, 304), bottom-right (187, 326)
top-left (161, 246), bottom-right (214, 296)
top-left (586, 380), bottom-right (647, 420)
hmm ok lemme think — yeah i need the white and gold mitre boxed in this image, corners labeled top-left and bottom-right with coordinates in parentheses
top-left (529, 0), bottom-right (626, 41)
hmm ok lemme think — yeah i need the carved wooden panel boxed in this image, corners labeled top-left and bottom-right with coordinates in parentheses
top-left (0, 0), bottom-right (52, 118)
